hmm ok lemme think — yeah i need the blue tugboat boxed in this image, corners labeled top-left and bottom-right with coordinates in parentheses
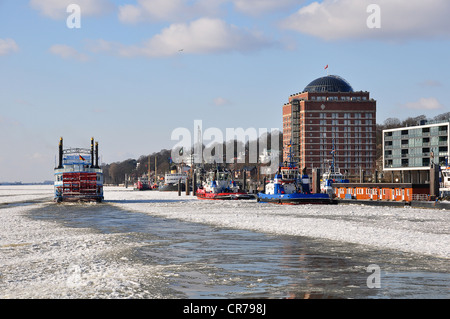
top-left (257, 144), bottom-right (336, 205)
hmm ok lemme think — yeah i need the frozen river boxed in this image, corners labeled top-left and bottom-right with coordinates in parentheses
top-left (0, 185), bottom-right (449, 299)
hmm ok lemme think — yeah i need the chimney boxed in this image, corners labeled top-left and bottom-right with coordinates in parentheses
top-left (58, 137), bottom-right (63, 169)
top-left (95, 141), bottom-right (99, 168)
top-left (90, 137), bottom-right (94, 168)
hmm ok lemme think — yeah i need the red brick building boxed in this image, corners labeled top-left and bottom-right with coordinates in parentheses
top-left (282, 75), bottom-right (376, 176)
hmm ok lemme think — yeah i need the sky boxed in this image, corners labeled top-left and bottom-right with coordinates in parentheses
top-left (0, 0), bottom-right (449, 182)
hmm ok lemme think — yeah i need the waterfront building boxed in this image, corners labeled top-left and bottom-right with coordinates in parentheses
top-left (383, 119), bottom-right (449, 173)
top-left (282, 75), bottom-right (377, 176)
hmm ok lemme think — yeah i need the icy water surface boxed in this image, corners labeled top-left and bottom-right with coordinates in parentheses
top-left (30, 202), bottom-right (450, 299)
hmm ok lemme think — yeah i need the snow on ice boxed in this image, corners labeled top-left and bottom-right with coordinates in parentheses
top-left (0, 185), bottom-right (448, 298)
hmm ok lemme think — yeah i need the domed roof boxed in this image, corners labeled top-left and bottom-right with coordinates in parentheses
top-left (304, 75), bottom-right (354, 93)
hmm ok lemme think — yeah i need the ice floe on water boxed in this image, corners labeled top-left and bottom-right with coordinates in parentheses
top-left (106, 187), bottom-right (450, 259)
top-left (0, 185), bottom-right (448, 299)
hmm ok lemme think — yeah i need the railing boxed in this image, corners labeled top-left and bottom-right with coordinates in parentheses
top-left (412, 194), bottom-right (428, 201)
top-left (55, 166), bottom-right (102, 173)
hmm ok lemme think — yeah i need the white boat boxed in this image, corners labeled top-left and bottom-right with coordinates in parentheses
top-left (159, 165), bottom-right (188, 191)
top-left (320, 169), bottom-right (348, 196)
top-left (320, 140), bottom-right (349, 196)
top-left (440, 166), bottom-right (450, 197)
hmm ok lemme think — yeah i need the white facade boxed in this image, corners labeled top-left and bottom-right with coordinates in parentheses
top-left (383, 120), bottom-right (449, 171)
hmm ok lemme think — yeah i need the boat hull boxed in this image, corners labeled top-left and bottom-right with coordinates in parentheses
top-left (159, 183), bottom-right (186, 192)
top-left (197, 190), bottom-right (255, 200)
top-left (257, 193), bottom-right (336, 205)
top-left (55, 194), bottom-right (104, 203)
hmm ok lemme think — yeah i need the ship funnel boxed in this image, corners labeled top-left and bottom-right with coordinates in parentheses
top-left (95, 141), bottom-right (99, 168)
top-left (58, 137), bottom-right (63, 169)
top-left (90, 137), bottom-right (94, 168)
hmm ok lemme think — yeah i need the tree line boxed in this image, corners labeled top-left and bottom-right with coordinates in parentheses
top-left (102, 112), bottom-right (449, 185)
top-left (102, 131), bottom-right (283, 185)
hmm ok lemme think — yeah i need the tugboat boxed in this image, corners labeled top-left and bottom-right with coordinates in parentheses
top-left (196, 167), bottom-right (254, 200)
top-left (320, 140), bottom-right (349, 196)
top-left (54, 137), bottom-right (103, 203)
top-left (134, 177), bottom-right (150, 191)
top-left (257, 144), bottom-right (336, 205)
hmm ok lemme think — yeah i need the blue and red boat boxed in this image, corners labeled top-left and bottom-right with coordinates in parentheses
top-left (257, 145), bottom-right (336, 205)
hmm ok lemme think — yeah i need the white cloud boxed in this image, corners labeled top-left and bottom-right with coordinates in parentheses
top-left (401, 97), bottom-right (443, 110)
top-left (419, 80), bottom-right (442, 88)
top-left (118, 0), bottom-right (224, 24)
top-left (90, 18), bottom-right (272, 57)
top-left (213, 97), bottom-right (231, 106)
top-left (118, 0), bottom-right (301, 24)
top-left (232, 0), bottom-right (301, 15)
top-left (0, 38), bottom-right (19, 56)
top-left (30, 0), bottom-right (113, 19)
top-left (49, 44), bottom-right (90, 62)
top-left (280, 0), bottom-right (450, 41)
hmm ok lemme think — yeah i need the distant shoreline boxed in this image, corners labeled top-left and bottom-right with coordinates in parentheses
top-left (0, 181), bottom-right (53, 186)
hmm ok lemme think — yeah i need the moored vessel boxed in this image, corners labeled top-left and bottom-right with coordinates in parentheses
top-left (320, 139), bottom-right (349, 196)
top-left (257, 144), bottom-right (336, 205)
top-left (134, 178), bottom-right (150, 191)
top-left (196, 167), bottom-right (254, 200)
top-left (159, 165), bottom-right (188, 191)
top-left (440, 165), bottom-right (450, 197)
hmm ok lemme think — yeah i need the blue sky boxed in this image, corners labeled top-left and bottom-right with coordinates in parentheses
top-left (1, 0), bottom-right (449, 182)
